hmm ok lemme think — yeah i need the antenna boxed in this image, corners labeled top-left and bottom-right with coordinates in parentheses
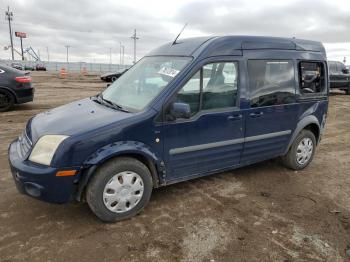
top-left (172, 23), bottom-right (188, 45)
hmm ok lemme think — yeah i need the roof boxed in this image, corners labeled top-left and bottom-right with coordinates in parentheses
top-left (147, 35), bottom-right (326, 58)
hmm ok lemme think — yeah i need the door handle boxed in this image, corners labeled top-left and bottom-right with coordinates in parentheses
top-left (249, 111), bottom-right (264, 118)
top-left (227, 114), bottom-right (242, 121)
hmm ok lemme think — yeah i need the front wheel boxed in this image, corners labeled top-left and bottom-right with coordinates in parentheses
top-left (86, 157), bottom-right (153, 222)
top-left (282, 130), bottom-right (316, 170)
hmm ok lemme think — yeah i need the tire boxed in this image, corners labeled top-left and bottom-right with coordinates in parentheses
top-left (0, 89), bottom-right (15, 112)
top-left (346, 86), bottom-right (350, 95)
top-left (282, 130), bottom-right (317, 170)
top-left (86, 157), bottom-right (153, 222)
top-left (111, 76), bottom-right (117, 82)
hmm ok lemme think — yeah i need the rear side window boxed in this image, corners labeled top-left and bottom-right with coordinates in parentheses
top-left (248, 60), bottom-right (295, 108)
top-left (328, 62), bottom-right (336, 74)
top-left (299, 62), bottom-right (326, 94)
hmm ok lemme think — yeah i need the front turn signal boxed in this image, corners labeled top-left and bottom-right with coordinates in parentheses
top-left (56, 170), bottom-right (77, 177)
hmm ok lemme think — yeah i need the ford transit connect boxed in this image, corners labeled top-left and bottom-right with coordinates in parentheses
top-left (8, 36), bottom-right (329, 222)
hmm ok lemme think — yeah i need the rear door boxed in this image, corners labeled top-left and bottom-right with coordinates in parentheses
top-left (336, 62), bottom-right (350, 88)
top-left (162, 59), bottom-right (244, 182)
top-left (241, 59), bottom-right (297, 164)
top-left (329, 62), bottom-right (338, 88)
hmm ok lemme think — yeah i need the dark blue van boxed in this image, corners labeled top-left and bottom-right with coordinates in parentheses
top-left (8, 36), bottom-right (329, 222)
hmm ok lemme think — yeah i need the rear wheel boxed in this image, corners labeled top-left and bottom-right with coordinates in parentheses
top-left (0, 89), bottom-right (15, 112)
top-left (86, 157), bottom-right (153, 222)
top-left (111, 76), bottom-right (117, 82)
top-left (345, 86), bottom-right (350, 95)
top-left (282, 130), bottom-right (316, 170)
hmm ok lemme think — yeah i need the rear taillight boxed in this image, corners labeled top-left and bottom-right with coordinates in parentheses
top-left (15, 76), bottom-right (32, 83)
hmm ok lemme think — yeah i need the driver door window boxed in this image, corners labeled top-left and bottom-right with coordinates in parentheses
top-left (169, 62), bottom-right (238, 120)
top-left (202, 62), bottom-right (238, 110)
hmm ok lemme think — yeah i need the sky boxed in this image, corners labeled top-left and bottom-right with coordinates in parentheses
top-left (0, 0), bottom-right (350, 64)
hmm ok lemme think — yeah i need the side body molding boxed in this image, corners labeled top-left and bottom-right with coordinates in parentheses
top-left (284, 115), bottom-right (320, 155)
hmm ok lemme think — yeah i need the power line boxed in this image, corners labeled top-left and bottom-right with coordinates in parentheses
top-left (130, 29), bottom-right (139, 64)
top-left (5, 6), bottom-right (14, 60)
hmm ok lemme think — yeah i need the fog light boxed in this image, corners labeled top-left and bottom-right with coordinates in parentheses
top-left (24, 182), bottom-right (42, 198)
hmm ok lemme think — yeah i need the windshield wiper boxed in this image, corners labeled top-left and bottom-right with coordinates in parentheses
top-left (98, 93), bottom-right (129, 112)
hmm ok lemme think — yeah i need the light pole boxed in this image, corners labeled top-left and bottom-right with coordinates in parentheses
top-left (65, 45), bottom-right (71, 69)
top-left (122, 45), bottom-right (125, 66)
top-left (130, 29), bottom-right (139, 64)
top-left (5, 6), bottom-right (14, 60)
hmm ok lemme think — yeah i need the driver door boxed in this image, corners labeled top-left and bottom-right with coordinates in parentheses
top-left (162, 61), bottom-right (244, 182)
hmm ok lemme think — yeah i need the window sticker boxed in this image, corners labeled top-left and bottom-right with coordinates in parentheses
top-left (158, 67), bottom-right (180, 78)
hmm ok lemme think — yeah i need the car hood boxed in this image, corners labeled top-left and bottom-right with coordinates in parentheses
top-left (27, 98), bottom-right (132, 143)
top-left (101, 72), bottom-right (117, 78)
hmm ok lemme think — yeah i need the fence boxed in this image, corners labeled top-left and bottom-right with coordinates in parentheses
top-left (0, 60), bottom-right (130, 73)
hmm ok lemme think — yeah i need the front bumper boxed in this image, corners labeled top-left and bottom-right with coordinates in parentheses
top-left (8, 139), bottom-right (80, 204)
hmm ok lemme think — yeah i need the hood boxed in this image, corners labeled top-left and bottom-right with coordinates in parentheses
top-left (101, 72), bottom-right (117, 78)
top-left (27, 98), bottom-right (132, 143)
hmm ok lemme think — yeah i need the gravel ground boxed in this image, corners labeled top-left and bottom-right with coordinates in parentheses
top-left (0, 72), bottom-right (350, 262)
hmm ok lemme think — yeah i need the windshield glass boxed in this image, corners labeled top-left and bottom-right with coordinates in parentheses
top-left (102, 56), bottom-right (192, 111)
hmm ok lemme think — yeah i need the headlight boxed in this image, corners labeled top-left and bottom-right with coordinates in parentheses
top-left (29, 135), bottom-right (68, 166)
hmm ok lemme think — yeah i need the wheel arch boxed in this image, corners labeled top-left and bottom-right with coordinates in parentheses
top-left (0, 86), bottom-right (18, 103)
top-left (75, 141), bottom-right (164, 201)
top-left (284, 115), bottom-right (320, 155)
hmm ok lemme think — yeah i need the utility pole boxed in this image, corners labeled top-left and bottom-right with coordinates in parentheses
top-left (122, 45), bottom-right (125, 66)
top-left (20, 37), bottom-right (24, 60)
top-left (46, 47), bottom-right (50, 62)
top-left (119, 42), bottom-right (125, 66)
top-left (65, 45), bottom-right (71, 69)
top-left (109, 48), bottom-right (112, 71)
top-left (119, 41), bottom-right (122, 66)
top-left (5, 6), bottom-right (14, 60)
top-left (130, 29), bottom-right (139, 64)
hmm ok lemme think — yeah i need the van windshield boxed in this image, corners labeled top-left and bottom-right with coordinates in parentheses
top-left (102, 56), bottom-right (192, 111)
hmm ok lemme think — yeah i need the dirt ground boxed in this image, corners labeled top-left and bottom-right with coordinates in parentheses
top-left (0, 71), bottom-right (350, 262)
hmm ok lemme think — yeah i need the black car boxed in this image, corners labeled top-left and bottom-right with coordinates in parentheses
top-left (11, 63), bottom-right (23, 70)
top-left (100, 69), bottom-right (127, 82)
top-left (328, 61), bottom-right (350, 94)
top-left (35, 64), bottom-right (47, 71)
top-left (0, 64), bottom-right (34, 112)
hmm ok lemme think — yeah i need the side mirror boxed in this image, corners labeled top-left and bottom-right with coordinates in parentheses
top-left (342, 68), bottom-right (349, 74)
top-left (170, 102), bottom-right (191, 119)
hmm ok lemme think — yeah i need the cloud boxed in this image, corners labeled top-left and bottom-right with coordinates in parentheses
top-left (0, 0), bottom-right (349, 63)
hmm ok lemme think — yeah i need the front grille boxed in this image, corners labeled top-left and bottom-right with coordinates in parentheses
top-left (18, 130), bottom-right (32, 158)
